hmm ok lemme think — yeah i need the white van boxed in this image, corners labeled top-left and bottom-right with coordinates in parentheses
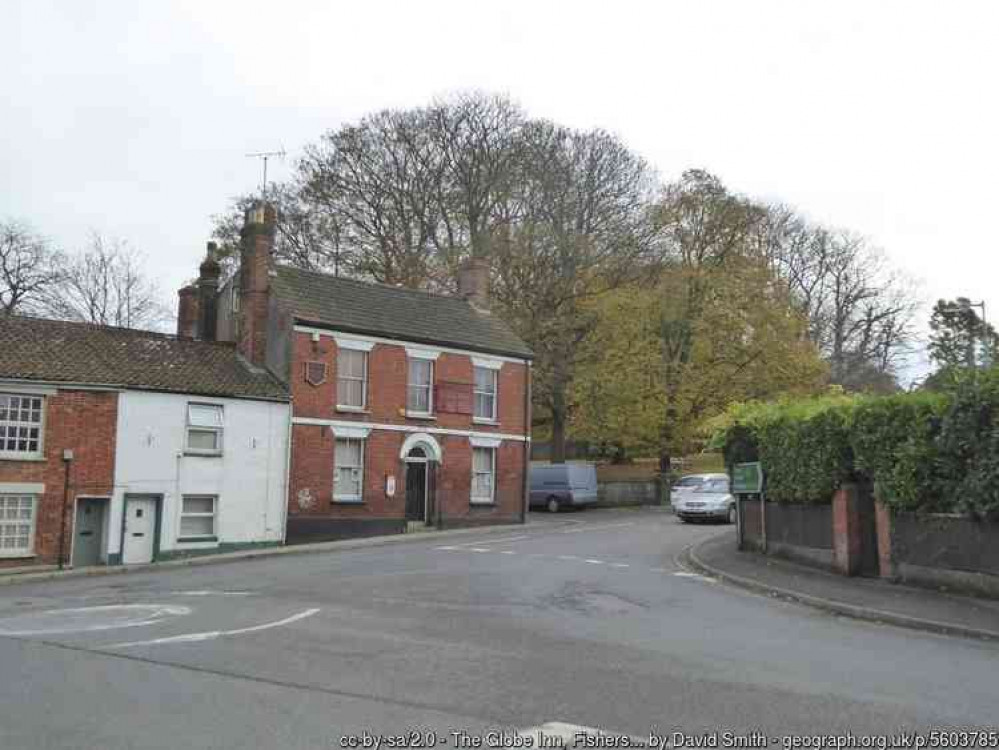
top-left (529, 462), bottom-right (599, 513)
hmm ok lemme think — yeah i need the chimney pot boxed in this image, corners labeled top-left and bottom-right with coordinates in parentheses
top-left (176, 285), bottom-right (199, 338)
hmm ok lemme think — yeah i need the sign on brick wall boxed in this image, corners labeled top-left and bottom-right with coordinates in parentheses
top-left (436, 381), bottom-right (473, 414)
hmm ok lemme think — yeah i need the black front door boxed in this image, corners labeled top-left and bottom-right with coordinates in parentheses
top-left (405, 462), bottom-right (426, 522)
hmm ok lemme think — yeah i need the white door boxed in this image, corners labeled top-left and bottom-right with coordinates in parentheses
top-left (122, 496), bottom-right (156, 564)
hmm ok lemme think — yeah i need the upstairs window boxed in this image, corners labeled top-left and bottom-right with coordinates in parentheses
top-left (337, 349), bottom-right (367, 410)
top-left (0, 394), bottom-right (44, 459)
top-left (186, 403), bottom-right (223, 455)
top-left (473, 367), bottom-right (498, 421)
top-left (407, 359), bottom-right (434, 415)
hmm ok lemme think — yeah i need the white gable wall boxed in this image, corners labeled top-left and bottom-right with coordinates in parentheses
top-left (109, 390), bottom-right (290, 560)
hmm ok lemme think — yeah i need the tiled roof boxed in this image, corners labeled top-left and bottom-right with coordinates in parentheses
top-left (272, 266), bottom-right (533, 359)
top-left (0, 315), bottom-right (288, 401)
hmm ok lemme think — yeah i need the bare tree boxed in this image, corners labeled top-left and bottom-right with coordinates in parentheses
top-left (41, 234), bottom-right (170, 330)
top-left (211, 182), bottom-right (345, 278)
top-left (492, 123), bottom-right (661, 462)
top-left (0, 221), bottom-right (63, 314)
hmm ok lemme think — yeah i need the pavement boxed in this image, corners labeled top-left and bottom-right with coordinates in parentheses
top-left (687, 530), bottom-right (999, 641)
top-left (1, 507), bottom-right (998, 749)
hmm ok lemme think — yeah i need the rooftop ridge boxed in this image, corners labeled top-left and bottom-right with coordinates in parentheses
top-left (275, 264), bottom-right (470, 305)
top-left (1, 314), bottom-right (239, 349)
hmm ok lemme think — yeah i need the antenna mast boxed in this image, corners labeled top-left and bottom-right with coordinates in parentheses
top-left (246, 148), bottom-right (287, 198)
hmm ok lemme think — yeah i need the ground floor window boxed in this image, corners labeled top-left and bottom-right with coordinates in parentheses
top-left (334, 437), bottom-right (365, 502)
top-left (0, 494), bottom-right (36, 556)
top-left (179, 495), bottom-right (217, 540)
top-left (471, 447), bottom-right (495, 504)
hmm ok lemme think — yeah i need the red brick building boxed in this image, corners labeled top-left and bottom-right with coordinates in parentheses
top-left (202, 202), bottom-right (533, 541)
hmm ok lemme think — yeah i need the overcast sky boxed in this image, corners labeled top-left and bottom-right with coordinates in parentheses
top-left (4, 1), bottom-right (997, 375)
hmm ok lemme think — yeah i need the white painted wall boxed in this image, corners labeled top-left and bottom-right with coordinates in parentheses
top-left (109, 390), bottom-right (290, 559)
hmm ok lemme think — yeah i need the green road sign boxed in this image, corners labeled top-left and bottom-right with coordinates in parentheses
top-left (731, 462), bottom-right (763, 494)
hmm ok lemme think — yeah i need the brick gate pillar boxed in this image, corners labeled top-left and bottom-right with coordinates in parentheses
top-left (832, 483), bottom-right (862, 576)
top-left (874, 498), bottom-right (896, 580)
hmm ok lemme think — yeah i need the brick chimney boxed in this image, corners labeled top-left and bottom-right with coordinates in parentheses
top-left (176, 285), bottom-right (199, 338)
top-left (457, 256), bottom-right (489, 311)
top-left (196, 242), bottom-right (221, 341)
top-left (239, 202), bottom-right (277, 366)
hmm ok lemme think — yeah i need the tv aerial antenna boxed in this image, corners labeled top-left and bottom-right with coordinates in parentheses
top-left (246, 148), bottom-right (286, 198)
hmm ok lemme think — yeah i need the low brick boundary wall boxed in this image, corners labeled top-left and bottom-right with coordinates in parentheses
top-left (739, 498), bottom-right (832, 568)
top-left (597, 480), bottom-right (666, 508)
top-left (876, 509), bottom-right (999, 598)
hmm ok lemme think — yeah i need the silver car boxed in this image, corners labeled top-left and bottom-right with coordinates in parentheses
top-left (670, 473), bottom-right (727, 510)
top-left (674, 476), bottom-right (735, 524)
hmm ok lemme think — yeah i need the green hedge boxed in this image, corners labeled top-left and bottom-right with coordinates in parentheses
top-left (851, 392), bottom-right (948, 511)
top-left (716, 373), bottom-right (999, 516)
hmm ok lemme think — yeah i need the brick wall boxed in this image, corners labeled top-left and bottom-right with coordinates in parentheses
top-left (0, 389), bottom-right (117, 567)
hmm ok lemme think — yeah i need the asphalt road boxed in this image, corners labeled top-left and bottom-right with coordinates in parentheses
top-left (0, 507), bottom-right (996, 749)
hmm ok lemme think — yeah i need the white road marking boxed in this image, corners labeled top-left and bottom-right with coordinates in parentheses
top-left (109, 608), bottom-right (321, 648)
top-left (557, 555), bottom-right (580, 561)
top-left (560, 522), bottom-right (635, 534)
top-left (469, 548), bottom-right (491, 553)
top-left (171, 590), bottom-right (253, 597)
top-left (0, 604), bottom-right (191, 637)
top-left (609, 563), bottom-right (630, 568)
top-left (435, 546), bottom-right (459, 551)
top-left (584, 559), bottom-right (604, 565)
top-left (500, 551), bottom-right (516, 555)
top-left (457, 534), bottom-right (529, 546)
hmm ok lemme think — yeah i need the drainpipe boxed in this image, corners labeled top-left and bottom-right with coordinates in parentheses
top-left (520, 360), bottom-right (532, 525)
top-left (279, 399), bottom-right (293, 546)
top-left (58, 449), bottom-right (74, 570)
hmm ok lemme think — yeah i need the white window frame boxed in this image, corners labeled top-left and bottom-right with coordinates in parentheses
top-left (336, 348), bottom-right (368, 411)
top-left (471, 446), bottom-right (496, 505)
top-left (185, 403), bottom-right (224, 456)
top-left (0, 494), bottom-right (38, 557)
top-left (0, 393), bottom-right (45, 460)
top-left (406, 357), bottom-right (435, 417)
top-left (473, 366), bottom-right (498, 422)
top-left (334, 437), bottom-right (366, 503)
top-left (178, 494), bottom-right (218, 541)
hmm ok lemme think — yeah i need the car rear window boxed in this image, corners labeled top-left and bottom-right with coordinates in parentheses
top-left (698, 479), bottom-right (730, 493)
top-left (674, 477), bottom-right (703, 488)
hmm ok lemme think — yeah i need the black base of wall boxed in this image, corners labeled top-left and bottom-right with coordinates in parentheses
top-left (285, 518), bottom-right (407, 545)
top-left (439, 516), bottom-right (522, 530)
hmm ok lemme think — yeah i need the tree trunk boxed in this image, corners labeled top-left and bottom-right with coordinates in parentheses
top-left (551, 388), bottom-right (567, 464)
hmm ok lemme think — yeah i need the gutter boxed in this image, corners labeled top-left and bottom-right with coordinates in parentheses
top-left (521, 361), bottom-right (532, 524)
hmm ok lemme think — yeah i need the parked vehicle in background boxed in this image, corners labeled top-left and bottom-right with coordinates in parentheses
top-left (529, 462), bottom-right (599, 513)
top-left (670, 473), bottom-right (728, 511)
top-left (674, 476), bottom-right (735, 523)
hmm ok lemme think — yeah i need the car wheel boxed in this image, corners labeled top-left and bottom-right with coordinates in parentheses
top-left (546, 497), bottom-right (560, 513)
top-left (679, 516), bottom-right (690, 524)
top-left (726, 505), bottom-right (735, 524)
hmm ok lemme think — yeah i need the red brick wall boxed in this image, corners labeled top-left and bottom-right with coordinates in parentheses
top-left (0, 389), bottom-right (117, 567)
top-left (288, 331), bottom-right (529, 530)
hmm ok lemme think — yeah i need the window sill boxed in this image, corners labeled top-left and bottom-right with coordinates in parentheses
top-left (0, 454), bottom-right (45, 463)
top-left (0, 552), bottom-right (37, 560)
top-left (183, 452), bottom-right (223, 458)
top-left (472, 418), bottom-right (499, 426)
top-left (336, 406), bottom-right (370, 414)
top-left (176, 536), bottom-right (218, 544)
top-left (470, 499), bottom-right (496, 507)
top-left (405, 412), bottom-right (436, 421)
top-left (332, 497), bottom-right (365, 505)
